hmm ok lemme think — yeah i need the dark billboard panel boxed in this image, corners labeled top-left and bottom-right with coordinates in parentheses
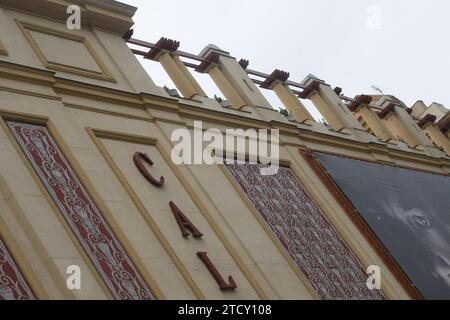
top-left (315, 152), bottom-right (450, 299)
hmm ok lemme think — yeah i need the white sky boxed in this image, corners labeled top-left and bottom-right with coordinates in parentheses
top-left (123, 0), bottom-right (450, 118)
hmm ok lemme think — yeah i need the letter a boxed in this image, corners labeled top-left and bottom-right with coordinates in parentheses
top-left (169, 201), bottom-right (203, 238)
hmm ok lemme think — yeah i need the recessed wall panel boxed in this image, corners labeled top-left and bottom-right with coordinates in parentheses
top-left (98, 136), bottom-right (261, 300)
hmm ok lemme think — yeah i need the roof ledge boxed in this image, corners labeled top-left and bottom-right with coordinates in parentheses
top-left (0, 0), bottom-right (136, 34)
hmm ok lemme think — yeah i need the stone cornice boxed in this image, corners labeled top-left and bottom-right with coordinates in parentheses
top-left (0, 0), bottom-right (136, 34)
top-left (0, 59), bottom-right (449, 174)
top-left (0, 60), bottom-right (56, 85)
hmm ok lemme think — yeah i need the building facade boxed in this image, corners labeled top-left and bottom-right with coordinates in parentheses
top-left (0, 0), bottom-right (449, 300)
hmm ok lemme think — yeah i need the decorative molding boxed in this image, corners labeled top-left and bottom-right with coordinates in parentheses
top-left (0, 108), bottom-right (49, 125)
top-left (54, 78), bottom-right (145, 107)
top-left (0, 60), bottom-right (56, 86)
top-left (16, 20), bottom-right (116, 82)
top-left (91, 128), bottom-right (158, 146)
top-left (0, 85), bottom-right (61, 101)
top-left (63, 103), bottom-right (154, 123)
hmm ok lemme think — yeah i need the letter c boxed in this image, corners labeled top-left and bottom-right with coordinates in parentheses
top-left (133, 152), bottom-right (165, 187)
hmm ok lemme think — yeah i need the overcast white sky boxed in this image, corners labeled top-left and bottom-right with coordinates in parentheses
top-left (123, 0), bottom-right (450, 117)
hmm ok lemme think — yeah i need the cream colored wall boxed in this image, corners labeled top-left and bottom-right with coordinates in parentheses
top-left (0, 0), bottom-right (449, 300)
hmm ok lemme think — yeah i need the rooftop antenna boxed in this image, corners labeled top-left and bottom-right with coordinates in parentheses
top-left (371, 85), bottom-right (384, 95)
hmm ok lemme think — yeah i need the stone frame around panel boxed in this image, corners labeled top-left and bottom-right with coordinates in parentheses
top-left (87, 127), bottom-right (205, 300)
top-left (16, 20), bottom-right (116, 82)
top-left (86, 127), bottom-right (270, 300)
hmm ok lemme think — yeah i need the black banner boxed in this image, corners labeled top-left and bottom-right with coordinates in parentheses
top-left (315, 152), bottom-right (450, 300)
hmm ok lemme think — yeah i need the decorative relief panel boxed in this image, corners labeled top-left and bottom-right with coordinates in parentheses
top-left (226, 164), bottom-right (383, 300)
top-left (7, 121), bottom-right (154, 300)
top-left (0, 237), bottom-right (35, 300)
top-left (17, 21), bottom-right (114, 81)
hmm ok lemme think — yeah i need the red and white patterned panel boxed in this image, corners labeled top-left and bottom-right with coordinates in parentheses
top-left (0, 237), bottom-right (35, 300)
top-left (7, 121), bottom-right (154, 300)
top-left (226, 164), bottom-right (383, 300)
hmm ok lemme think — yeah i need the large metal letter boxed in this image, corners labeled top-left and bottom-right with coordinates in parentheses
top-left (169, 202), bottom-right (203, 238)
top-left (133, 152), bottom-right (165, 187)
top-left (196, 252), bottom-right (237, 290)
